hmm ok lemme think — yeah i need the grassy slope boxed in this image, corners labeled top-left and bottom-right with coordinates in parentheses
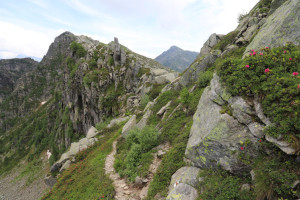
top-left (41, 125), bottom-right (124, 200)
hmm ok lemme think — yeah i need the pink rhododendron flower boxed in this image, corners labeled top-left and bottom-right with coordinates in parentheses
top-left (251, 49), bottom-right (255, 52)
top-left (240, 147), bottom-right (245, 151)
top-left (245, 65), bottom-right (250, 68)
top-left (298, 85), bottom-right (300, 89)
top-left (284, 50), bottom-right (287, 54)
top-left (259, 52), bottom-right (263, 56)
top-left (265, 47), bottom-right (269, 49)
top-left (249, 53), bottom-right (253, 56)
top-left (293, 72), bottom-right (299, 76)
top-left (289, 58), bottom-right (292, 61)
top-left (265, 68), bottom-right (270, 73)
top-left (252, 51), bottom-right (257, 55)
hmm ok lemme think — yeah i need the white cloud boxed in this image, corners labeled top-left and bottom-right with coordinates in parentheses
top-left (0, 21), bottom-right (64, 59)
top-left (0, 0), bottom-right (259, 59)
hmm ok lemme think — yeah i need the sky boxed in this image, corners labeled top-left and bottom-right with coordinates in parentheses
top-left (0, 0), bottom-right (259, 60)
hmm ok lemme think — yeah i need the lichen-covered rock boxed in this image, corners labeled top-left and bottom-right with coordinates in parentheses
top-left (86, 126), bottom-right (98, 139)
top-left (168, 167), bottom-right (201, 192)
top-left (107, 116), bottom-right (129, 129)
top-left (59, 160), bottom-right (71, 172)
top-left (245, 0), bottom-right (300, 54)
top-left (185, 74), bottom-right (259, 174)
top-left (69, 142), bottom-right (80, 156)
top-left (166, 183), bottom-right (198, 200)
top-left (57, 152), bottom-right (70, 164)
top-left (265, 135), bottom-right (296, 154)
top-left (122, 115), bottom-right (136, 137)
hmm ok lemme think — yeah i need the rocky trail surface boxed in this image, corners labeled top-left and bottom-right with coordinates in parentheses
top-left (105, 137), bottom-right (170, 200)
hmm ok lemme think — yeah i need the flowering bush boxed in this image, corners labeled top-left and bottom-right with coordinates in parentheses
top-left (218, 44), bottom-right (300, 143)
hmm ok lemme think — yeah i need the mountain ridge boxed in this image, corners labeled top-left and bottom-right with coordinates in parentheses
top-left (155, 45), bottom-right (198, 72)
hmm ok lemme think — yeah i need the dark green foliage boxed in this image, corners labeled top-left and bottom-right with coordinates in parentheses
top-left (148, 83), bottom-right (166, 100)
top-left (107, 55), bottom-right (114, 66)
top-left (137, 67), bottom-right (151, 77)
top-left (179, 88), bottom-right (190, 105)
top-left (253, 156), bottom-right (299, 200)
top-left (114, 126), bottom-right (159, 181)
top-left (213, 31), bottom-right (239, 51)
top-left (139, 94), bottom-right (150, 110)
top-left (70, 41), bottom-right (86, 58)
top-left (198, 169), bottom-right (254, 200)
top-left (218, 45), bottom-right (300, 144)
top-left (149, 90), bottom-right (178, 125)
top-left (196, 70), bottom-right (213, 88)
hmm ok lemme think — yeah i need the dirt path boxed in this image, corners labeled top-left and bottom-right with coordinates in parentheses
top-left (104, 138), bottom-right (170, 200)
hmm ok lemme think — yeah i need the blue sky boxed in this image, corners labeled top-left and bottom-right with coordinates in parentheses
top-left (0, 0), bottom-right (259, 60)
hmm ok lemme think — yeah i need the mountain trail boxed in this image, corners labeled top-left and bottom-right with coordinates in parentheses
top-left (104, 137), bottom-right (170, 200)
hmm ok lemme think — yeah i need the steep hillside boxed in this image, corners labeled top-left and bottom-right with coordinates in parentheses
top-left (0, 58), bottom-right (38, 103)
top-left (155, 46), bottom-right (198, 72)
top-left (1, 0), bottom-right (300, 200)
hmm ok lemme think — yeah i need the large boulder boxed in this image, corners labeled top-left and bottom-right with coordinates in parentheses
top-left (245, 0), bottom-right (300, 54)
top-left (86, 126), bottom-right (98, 139)
top-left (166, 183), bottom-right (198, 200)
top-left (185, 74), bottom-right (260, 174)
top-left (69, 142), bottom-right (80, 156)
top-left (122, 115), bottom-right (136, 137)
top-left (168, 167), bottom-right (201, 192)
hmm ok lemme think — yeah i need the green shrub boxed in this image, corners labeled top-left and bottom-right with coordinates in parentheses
top-left (213, 31), bottom-right (239, 51)
top-left (217, 45), bottom-right (300, 143)
top-left (115, 126), bottom-right (159, 181)
top-left (148, 83), bottom-right (166, 100)
top-left (70, 41), bottom-right (86, 58)
top-left (137, 67), bottom-right (150, 77)
top-left (197, 70), bottom-right (213, 88)
top-left (253, 157), bottom-right (298, 199)
top-left (180, 88), bottom-right (190, 106)
top-left (139, 94), bottom-right (150, 110)
top-left (199, 169), bottom-right (254, 200)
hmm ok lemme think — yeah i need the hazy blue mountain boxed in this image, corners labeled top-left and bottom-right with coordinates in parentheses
top-left (155, 46), bottom-right (198, 72)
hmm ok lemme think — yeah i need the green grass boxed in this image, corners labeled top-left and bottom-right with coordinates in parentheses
top-left (41, 125), bottom-right (122, 200)
top-left (198, 168), bottom-right (254, 200)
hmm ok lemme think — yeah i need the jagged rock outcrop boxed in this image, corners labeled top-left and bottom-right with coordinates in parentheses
top-left (155, 46), bottom-right (198, 72)
top-left (122, 115), bottom-right (137, 137)
top-left (179, 50), bottom-right (220, 86)
top-left (244, 0), bottom-right (300, 53)
top-left (0, 58), bottom-right (38, 103)
top-left (48, 126), bottom-right (99, 179)
top-left (185, 74), bottom-right (263, 173)
top-left (199, 33), bottom-right (224, 58)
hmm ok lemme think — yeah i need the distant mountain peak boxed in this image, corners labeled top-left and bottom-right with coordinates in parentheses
top-left (155, 46), bottom-right (198, 72)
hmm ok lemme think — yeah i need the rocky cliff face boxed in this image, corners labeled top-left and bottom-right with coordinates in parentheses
top-left (0, 31), bottom-right (178, 168)
top-left (155, 46), bottom-right (198, 72)
top-left (0, 58), bottom-right (38, 103)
